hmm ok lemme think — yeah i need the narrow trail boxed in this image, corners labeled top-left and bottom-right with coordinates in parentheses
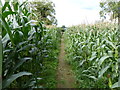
top-left (57, 34), bottom-right (76, 88)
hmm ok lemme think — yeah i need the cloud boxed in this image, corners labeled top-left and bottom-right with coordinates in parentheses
top-left (51, 0), bottom-right (101, 26)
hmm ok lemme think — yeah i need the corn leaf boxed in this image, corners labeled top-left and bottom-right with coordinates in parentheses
top-left (98, 56), bottom-right (111, 66)
top-left (98, 63), bottom-right (111, 78)
top-left (111, 82), bottom-right (120, 88)
top-left (2, 11), bottom-right (16, 18)
top-left (2, 72), bottom-right (32, 88)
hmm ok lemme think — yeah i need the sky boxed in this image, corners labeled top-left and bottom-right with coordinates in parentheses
top-left (51, 0), bottom-right (102, 26)
top-left (1, 0), bottom-right (109, 27)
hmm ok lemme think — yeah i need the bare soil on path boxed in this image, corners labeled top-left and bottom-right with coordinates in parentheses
top-left (57, 35), bottom-right (76, 88)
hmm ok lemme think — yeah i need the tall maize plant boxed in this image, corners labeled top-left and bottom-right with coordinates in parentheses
top-left (1, 1), bottom-right (61, 88)
top-left (64, 23), bottom-right (119, 88)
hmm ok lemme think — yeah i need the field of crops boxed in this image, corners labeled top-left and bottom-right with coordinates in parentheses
top-left (1, 0), bottom-right (120, 89)
top-left (64, 23), bottom-right (119, 88)
top-left (1, 1), bottom-right (61, 88)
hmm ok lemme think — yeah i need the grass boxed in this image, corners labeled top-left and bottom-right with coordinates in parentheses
top-left (40, 59), bottom-right (58, 88)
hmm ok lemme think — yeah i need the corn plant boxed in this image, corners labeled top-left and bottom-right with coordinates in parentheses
top-left (64, 23), bottom-right (119, 88)
top-left (1, 1), bottom-right (61, 88)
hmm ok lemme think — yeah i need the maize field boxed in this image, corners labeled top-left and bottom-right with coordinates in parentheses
top-left (0, 0), bottom-right (120, 89)
top-left (64, 23), bottom-right (119, 88)
top-left (1, 1), bottom-right (61, 88)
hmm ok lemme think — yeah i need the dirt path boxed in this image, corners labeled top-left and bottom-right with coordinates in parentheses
top-left (57, 35), bottom-right (76, 88)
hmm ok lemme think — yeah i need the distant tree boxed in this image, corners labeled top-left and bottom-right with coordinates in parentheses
top-left (99, 0), bottom-right (120, 23)
top-left (30, 0), bottom-right (57, 25)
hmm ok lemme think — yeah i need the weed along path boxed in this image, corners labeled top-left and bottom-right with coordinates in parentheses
top-left (57, 34), bottom-right (76, 88)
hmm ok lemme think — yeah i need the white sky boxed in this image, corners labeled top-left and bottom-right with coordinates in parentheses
top-left (51, 0), bottom-right (102, 26)
top-left (1, 0), bottom-right (109, 26)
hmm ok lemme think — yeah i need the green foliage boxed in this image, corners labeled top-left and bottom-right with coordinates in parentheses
top-left (64, 23), bottom-right (119, 88)
top-left (1, 1), bottom-right (61, 88)
top-left (30, 0), bottom-right (57, 25)
top-left (99, 0), bottom-right (120, 20)
top-left (0, 9), bottom-right (2, 89)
